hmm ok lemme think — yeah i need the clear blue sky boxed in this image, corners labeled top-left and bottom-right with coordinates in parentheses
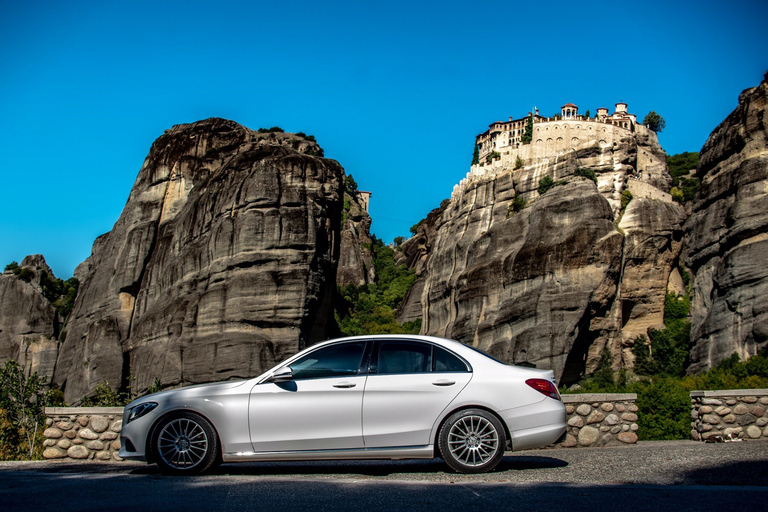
top-left (1, 0), bottom-right (766, 278)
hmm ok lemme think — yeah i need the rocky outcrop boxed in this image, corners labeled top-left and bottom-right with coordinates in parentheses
top-left (336, 191), bottom-right (374, 288)
top-left (403, 125), bottom-right (685, 382)
top-left (685, 74), bottom-right (768, 372)
top-left (0, 255), bottom-right (60, 383)
top-left (54, 119), bottom-right (344, 402)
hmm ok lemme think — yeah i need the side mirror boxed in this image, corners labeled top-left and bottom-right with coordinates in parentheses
top-left (269, 367), bottom-right (294, 383)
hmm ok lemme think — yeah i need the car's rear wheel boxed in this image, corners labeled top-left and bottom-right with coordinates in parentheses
top-left (151, 412), bottom-right (219, 475)
top-left (438, 409), bottom-right (506, 473)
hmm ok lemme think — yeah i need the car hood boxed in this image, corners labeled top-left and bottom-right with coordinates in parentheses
top-left (125, 379), bottom-right (249, 408)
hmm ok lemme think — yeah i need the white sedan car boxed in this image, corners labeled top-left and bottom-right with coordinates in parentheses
top-left (119, 335), bottom-right (566, 474)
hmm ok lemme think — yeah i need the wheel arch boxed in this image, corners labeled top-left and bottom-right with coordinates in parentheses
top-left (145, 408), bottom-right (223, 464)
top-left (432, 405), bottom-right (512, 458)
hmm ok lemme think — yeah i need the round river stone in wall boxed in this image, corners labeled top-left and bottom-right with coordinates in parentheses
top-left (618, 432), bottom-right (638, 444)
top-left (576, 404), bottom-right (592, 416)
top-left (78, 429), bottom-right (99, 440)
top-left (43, 428), bottom-right (62, 439)
top-left (90, 415), bottom-right (110, 433)
top-left (733, 404), bottom-right (749, 415)
top-left (747, 426), bottom-right (762, 439)
top-left (67, 445), bottom-right (89, 459)
top-left (578, 426), bottom-right (600, 446)
top-left (43, 447), bottom-right (66, 459)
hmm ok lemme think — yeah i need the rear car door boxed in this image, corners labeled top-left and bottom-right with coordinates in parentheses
top-left (362, 339), bottom-right (472, 448)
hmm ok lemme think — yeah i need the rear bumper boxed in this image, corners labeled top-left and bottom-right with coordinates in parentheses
top-left (499, 398), bottom-right (567, 451)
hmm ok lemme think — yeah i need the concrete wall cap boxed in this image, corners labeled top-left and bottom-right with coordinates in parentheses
top-left (562, 393), bottom-right (637, 403)
top-left (45, 407), bottom-right (125, 415)
top-left (690, 389), bottom-right (768, 398)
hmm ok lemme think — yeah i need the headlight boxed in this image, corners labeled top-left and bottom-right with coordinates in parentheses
top-left (127, 402), bottom-right (158, 423)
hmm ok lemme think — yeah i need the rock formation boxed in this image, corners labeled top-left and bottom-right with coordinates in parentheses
top-left (400, 124), bottom-right (685, 383)
top-left (54, 119), bottom-right (345, 402)
top-left (336, 191), bottom-right (374, 288)
top-left (0, 255), bottom-right (60, 383)
top-left (686, 73), bottom-right (768, 371)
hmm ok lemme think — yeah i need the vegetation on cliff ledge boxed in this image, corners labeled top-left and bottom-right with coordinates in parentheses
top-left (667, 151), bottom-right (700, 203)
top-left (334, 238), bottom-right (420, 336)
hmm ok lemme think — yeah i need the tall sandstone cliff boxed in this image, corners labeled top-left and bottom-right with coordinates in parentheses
top-left (400, 125), bottom-right (685, 383)
top-left (686, 74), bottom-right (768, 371)
top-left (0, 255), bottom-right (60, 383)
top-left (54, 119), bottom-right (345, 402)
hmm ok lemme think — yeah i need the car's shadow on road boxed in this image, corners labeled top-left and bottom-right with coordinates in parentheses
top-left (129, 454), bottom-right (568, 477)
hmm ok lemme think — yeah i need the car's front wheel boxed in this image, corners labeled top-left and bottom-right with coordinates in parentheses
top-left (438, 409), bottom-right (506, 473)
top-left (150, 412), bottom-right (219, 475)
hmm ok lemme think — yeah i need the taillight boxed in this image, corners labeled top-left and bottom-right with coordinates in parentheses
top-left (526, 378), bottom-right (561, 400)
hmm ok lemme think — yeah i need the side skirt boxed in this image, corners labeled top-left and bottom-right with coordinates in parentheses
top-left (222, 445), bottom-right (434, 463)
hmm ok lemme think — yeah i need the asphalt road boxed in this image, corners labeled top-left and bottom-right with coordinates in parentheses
top-left (2, 440), bottom-right (767, 511)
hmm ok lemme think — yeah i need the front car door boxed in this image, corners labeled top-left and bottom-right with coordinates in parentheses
top-left (249, 340), bottom-right (369, 452)
top-left (362, 339), bottom-right (472, 448)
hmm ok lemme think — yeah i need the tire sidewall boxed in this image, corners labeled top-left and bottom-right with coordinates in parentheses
top-left (150, 411), bottom-right (219, 475)
top-left (438, 408), bottom-right (506, 474)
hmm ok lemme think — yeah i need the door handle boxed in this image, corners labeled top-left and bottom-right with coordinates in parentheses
top-left (333, 382), bottom-right (356, 388)
top-left (432, 379), bottom-right (456, 386)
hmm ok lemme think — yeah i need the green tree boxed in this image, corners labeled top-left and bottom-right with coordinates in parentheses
top-left (0, 361), bottom-right (50, 459)
top-left (643, 111), bottom-right (666, 133)
top-left (471, 145), bottom-right (479, 165)
top-left (584, 109), bottom-right (590, 119)
top-left (344, 175), bottom-right (358, 196)
top-left (521, 114), bottom-right (533, 143)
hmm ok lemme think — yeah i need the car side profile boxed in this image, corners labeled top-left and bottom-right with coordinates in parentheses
top-left (119, 335), bottom-right (567, 474)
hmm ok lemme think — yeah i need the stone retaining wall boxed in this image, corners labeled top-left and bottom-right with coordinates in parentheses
top-left (43, 407), bottom-right (124, 461)
top-left (690, 389), bottom-right (768, 442)
top-left (558, 393), bottom-right (639, 448)
top-left (42, 396), bottom-right (640, 461)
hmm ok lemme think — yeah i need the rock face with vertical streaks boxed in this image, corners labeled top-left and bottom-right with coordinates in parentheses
top-left (54, 119), bottom-right (344, 402)
top-left (0, 255), bottom-right (60, 384)
top-left (685, 74), bottom-right (768, 371)
top-left (400, 123), bottom-right (684, 383)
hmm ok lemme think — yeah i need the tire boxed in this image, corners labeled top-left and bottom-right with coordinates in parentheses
top-left (438, 409), bottom-right (506, 474)
top-left (150, 412), bottom-right (220, 475)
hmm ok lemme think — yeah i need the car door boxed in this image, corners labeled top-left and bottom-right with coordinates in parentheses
top-left (249, 340), bottom-right (369, 452)
top-left (362, 339), bottom-right (472, 448)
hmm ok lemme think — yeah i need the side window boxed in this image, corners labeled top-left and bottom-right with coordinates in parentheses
top-left (290, 342), bottom-right (366, 380)
top-left (434, 346), bottom-right (469, 372)
top-left (378, 341), bottom-right (432, 374)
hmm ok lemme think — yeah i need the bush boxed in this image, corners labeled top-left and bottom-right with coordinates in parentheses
top-left (514, 156), bottom-right (524, 170)
top-left (4, 261), bottom-right (19, 273)
top-left (574, 168), bottom-right (597, 184)
top-left (634, 377), bottom-right (690, 440)
top-left (621, 190), bottom-right (633, 211)
top-left (0, 361), bottom-right (50, 459)
top-left (538, 176), bottom-right (555, 195)
top-left (471, 145), bottom-right (479, 166)
top-left (80, 381), bottom-right (129, 407)
top-left (507, 196), bottom-right (527, 217)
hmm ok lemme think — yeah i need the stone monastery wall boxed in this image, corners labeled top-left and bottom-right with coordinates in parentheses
top-left (455, 118), bottom-right (657, 199)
